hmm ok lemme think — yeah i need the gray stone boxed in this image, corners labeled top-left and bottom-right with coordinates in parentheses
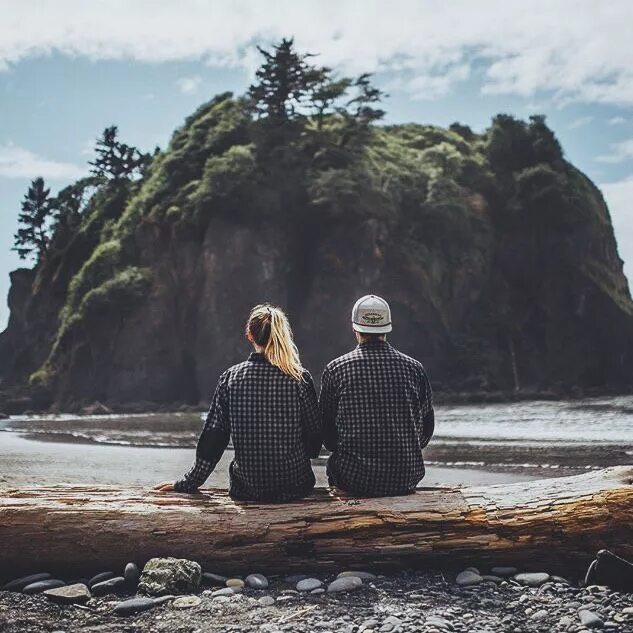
top-left (113, 597), bottom-right (156, 616)
top-left (226, 578), bottom-right (245, 589)
top-left (153, 595), bottom-right (175, 605)
top-left (124, 563), bottom-right (140, 585)
top-left (380, 615), bottom-right (403, 632)
top-left (212, 587), bottom-right (237, 597)
top-left (425, 616), bottom-right (452, 630)
top-left (258, 595), bottom-right (275, 606)
top-left (455, 571), bottom-right (483, 586)
top-left (213, 595), bottom-right (231, 604)
top-left (327, 576), bottom-right (363, 593)
top-left (91, 576), bottom-right (126, 596)
top-left (285, 574), bottom-right (308, 584)
top-left (551, 575), bottom-right (570, 585)
top-left (622, 607), bottom-right (633, 614)
top-left (310, 588), bottom-right (325, 594)
top-left (514, 572), bottom-right (550, 587)
top-left (88, 571), bottom-right (115, 587)
top-left (579, 610), bottom-right (604, 628)
top-left (491, 566), bottom-right (518, 577)
top-left (531, 609), bottom-right (548, 620)
top-left (173, 595), bottom-right (202, 609)
top-left (337, 571), bottom-right (376, 581)
top-left (464, 567), bottom-right (480, 575)
top-left (43, 583), bottom-right (91, 604)
top-left (202, 572), bottom-right (228, 586)
top-left (297, 578), bottom-right (323, 592)
top-left (3, 573), bottom-right (52, 592)
top-left (138, 557), bottom-right (201, 596)
top-left (245, 573), bottom-right (269, 589)
top-left (23, 579), bottom-right (65, 594)
top-left (482, 575), bottom-right (503, 583)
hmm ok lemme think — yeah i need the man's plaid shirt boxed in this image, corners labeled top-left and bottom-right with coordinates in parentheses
top-left (175, 352), bottom-right (322, 501)
top-left (319, 339), bottom-right (434, 496)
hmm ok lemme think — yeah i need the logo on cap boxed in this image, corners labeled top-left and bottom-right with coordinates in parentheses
top-left (362, 311), bottom-right (384, 324)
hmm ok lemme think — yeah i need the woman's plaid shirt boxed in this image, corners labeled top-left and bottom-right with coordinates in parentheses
top-left (319, 340), bottom-right (434, 496)
top-left (175, 353), bottom-right (322, 501)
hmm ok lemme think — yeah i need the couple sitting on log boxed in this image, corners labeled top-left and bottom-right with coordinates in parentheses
top-left (154, 295), bottom-right (435, 501)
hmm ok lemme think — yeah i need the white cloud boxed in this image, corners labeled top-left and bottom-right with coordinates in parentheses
top-left (608, 116), bottom-right (626, 125)
top-left (601, 176), bottom-right (633, 285)
top-left (176, 76), bottom-right (202, 94)
top-left (568, 116), bottom-right (593, 129)
top-left (0, 1), bottom-right (632, 105)
top-left (0, 143), bottom-right (86, 179)
top-left (596, 138), bottom-right (633, 164)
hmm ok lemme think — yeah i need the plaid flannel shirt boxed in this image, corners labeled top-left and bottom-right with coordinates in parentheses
top-left (175, 352), bottom-right (322, 501)
top-left (319, 339), bottom-right (434, 496)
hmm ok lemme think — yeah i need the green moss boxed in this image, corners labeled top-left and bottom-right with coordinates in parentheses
top-left (77, 266), bottom-right (152, 318)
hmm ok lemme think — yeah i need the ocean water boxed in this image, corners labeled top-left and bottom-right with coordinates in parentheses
top-left (0, 395), bottom-right (632, 488)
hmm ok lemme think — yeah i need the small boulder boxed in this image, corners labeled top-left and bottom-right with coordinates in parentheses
top-left (226, 578), bottom-right (245, 589)
top-left (43, 583), bottom-right (91, 604)
top-left (514, 572), bottom-right (550, 587)
top-left (337, 571), bottom-right (376, 581)
top-left (311, 588), bottom-right (325, 595)
top-left (113, 597), bottom-right (156, 616)
top-left (88, 571), bottom-right (115, 588)
top-left (23, 579), bottom-right (65, 594)
top-left (202, 572), bottom-right (227, 586)
top-left (124, 563), bottom-right (140, 585)
top-left (285, 574), bottom-right (308, 584)
top-left (138, 557), bottom-right (201, 596)
top-left (579, 610), bottom-right (604, 628)
top-left (173, 595), bottom-right (202, 609)
top-left (482, 575), bottom-right (503, 583)
top-left (258, 595), bottom-right (275, 606)
top-left (455, 570), bottom-right (483, 586)
top-left (211, 587), bottom-right (236, 597)
top-left (91, 576), bottom-right (126, 596)
top-left (245, 573), bottom-right (268, 589)
top-left (3, 573), bottom-right (52, 592)
top-left (296, 578), bottom-right (323, 592)
top-left (327, 576), bottom-right (363, 593)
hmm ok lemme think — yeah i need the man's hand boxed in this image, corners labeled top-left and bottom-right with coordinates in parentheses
top-left (153, 481), bottom-right (175, 492)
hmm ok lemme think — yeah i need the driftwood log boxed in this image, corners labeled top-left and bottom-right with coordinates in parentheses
top-left (1, 466), bottom-right (632, 579)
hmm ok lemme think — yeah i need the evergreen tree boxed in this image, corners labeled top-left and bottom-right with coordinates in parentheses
top-left (12, 177), bottom-right (52, 260)
top-left (89, 126), bottom-right (151, 180)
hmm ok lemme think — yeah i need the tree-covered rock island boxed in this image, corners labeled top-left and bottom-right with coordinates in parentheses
top-left (1, 40), bottom-right (632, 412)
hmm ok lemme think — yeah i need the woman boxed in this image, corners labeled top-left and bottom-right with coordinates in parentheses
top-left (154, 304), bottom-right (322, 501)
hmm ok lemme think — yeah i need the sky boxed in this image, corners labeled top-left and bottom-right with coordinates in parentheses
top-left (1, 0), bottom-right (633, 329)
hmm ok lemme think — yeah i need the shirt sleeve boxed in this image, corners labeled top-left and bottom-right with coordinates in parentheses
top-left (174, 371), bottom-right (231, 493)
top-left (299, 370), bottom-right (322, 458)
top-left (319, 366), bottom-right (338, 452)
top-left (419, 369), bottom-right (435, 449)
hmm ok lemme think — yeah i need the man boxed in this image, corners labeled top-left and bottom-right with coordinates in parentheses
top-left (319, 294), bottom-right (434, 496)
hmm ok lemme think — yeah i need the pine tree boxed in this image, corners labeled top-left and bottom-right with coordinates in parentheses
top-left (12, 177), bottom-right (52, 261)
top-left (89, 126), bottom-right (151, 180)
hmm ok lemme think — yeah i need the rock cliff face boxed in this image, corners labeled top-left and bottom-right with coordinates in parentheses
top-left (1, 96), bottom-right (632, 410)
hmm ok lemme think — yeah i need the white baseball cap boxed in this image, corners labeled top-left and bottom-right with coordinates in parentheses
top-left (352, 294), bottom-right (392, 334)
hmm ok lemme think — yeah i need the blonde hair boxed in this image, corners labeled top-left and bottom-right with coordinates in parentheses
top-left (246, 304), bottom-right (305, 381)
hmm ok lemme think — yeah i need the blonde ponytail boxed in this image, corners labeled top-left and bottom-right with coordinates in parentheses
top-left (246, 304), bottom-right (305, 381)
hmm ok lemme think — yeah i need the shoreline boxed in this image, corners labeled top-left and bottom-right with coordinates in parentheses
top-left (3, 386), bottom-right (633, 416)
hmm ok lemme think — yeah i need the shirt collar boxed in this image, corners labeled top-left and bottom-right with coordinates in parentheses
top-left (248, 352), bottom-right (268, 362)
top-left (357, 339), bottom-right (389, 349)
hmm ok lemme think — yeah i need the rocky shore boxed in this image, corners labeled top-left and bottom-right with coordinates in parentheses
top-left (2, 560), bottom-right (633, 633)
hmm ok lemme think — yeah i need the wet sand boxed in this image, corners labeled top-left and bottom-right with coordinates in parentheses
top-left (0, 431), bottom-right (535, 488)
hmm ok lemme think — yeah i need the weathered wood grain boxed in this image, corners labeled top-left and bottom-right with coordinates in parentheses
top-left (1, 467), bottom-right (632, 578)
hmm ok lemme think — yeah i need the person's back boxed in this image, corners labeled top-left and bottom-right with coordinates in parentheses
top-left (155, 304), bottom-right (321, 501)
top-left (320, 295), bottom-right (434, 496)
top-left (222, 354), bottom-right (319, 500)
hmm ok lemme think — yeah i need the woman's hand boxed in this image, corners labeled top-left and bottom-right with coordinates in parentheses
top-left (153, 481), bottom-right (175, 492)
